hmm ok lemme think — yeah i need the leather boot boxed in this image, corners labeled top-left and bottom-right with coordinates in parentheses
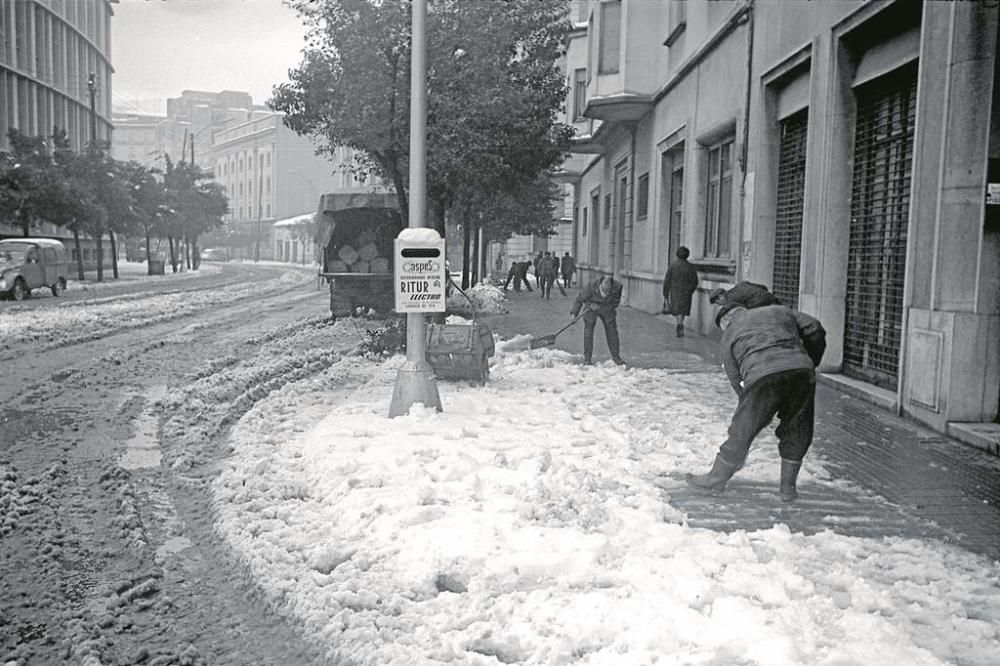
top-left (780, 459), bottom-right (802, 502)
top-left (676, 323), bottom-right (684, 337)
top-left (685, 454), bottom-right (738, 493)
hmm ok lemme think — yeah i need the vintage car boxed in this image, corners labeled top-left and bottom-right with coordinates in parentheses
top-left (200, 247), bottom-right (230, 262)
top-left (0, 238), bottom-right (70, 301)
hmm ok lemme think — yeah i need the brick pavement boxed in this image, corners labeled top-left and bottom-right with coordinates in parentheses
top-left (488, 285), bottom-right (1000, 562)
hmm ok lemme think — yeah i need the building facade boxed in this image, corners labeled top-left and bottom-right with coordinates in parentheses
top-left (209, 111), bottom-right (342, 262)
top-left (0, 0), bottom-right (115, 152)
top-left (562, 0), bottom-right (999, 441)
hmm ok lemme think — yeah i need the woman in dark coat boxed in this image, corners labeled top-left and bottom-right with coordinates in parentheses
top-left (662, 246), bottom-right (700, 337)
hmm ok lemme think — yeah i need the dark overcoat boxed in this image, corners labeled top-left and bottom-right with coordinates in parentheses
top-left (662, 259), bottom-right (700, 316)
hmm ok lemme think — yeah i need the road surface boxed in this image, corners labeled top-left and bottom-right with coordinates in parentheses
top-left (1, 263), bottom-right (349, 665)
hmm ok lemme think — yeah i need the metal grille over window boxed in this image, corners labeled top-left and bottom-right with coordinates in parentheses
top-left (843, 65), bottom-right (917, 388)
top-left (772, 109), bottom-right (808, 309)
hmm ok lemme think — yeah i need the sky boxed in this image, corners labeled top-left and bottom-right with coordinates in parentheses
top-left (111, 0), bottom-right (310, 116)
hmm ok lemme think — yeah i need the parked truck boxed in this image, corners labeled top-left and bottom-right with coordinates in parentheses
top-left (315, 191), bottom-right (403, 318)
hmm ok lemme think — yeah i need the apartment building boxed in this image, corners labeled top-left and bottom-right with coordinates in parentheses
top-left (563, 0), bottom-right (998, 442)
top-left (0, 0), bottom-right (116, 268)
top-left (0, 0), bottom-right (115, 151)
top-left (209, 111), bottom-right (341, 261)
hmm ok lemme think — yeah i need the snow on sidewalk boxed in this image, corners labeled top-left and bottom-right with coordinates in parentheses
top-left (212, 342), bottom-right (1000, 665)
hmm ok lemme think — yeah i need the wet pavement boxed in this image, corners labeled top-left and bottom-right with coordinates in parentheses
top-left (489, 284), bottom-right (1000, 562)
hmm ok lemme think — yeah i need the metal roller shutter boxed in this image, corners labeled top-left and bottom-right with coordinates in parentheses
top-left (843, 64), bottom-right (917, 388)
top-left (772, 109), bottom-right (808, 309)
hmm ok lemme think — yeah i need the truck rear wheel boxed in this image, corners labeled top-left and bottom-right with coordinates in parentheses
top-left (51, 277), bottom-right (66, 296)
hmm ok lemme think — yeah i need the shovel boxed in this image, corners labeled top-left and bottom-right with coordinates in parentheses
top-left (530, 312), bottom-right (584, 349)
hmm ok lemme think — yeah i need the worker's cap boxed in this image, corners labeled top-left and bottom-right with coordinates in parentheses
top-left (708, 287), bottom-right (727, 305)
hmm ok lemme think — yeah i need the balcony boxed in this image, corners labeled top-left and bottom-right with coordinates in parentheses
top-left (584, 91), bottom-right (653, 123)
top-left (581, 0), bottom-right (663, 123)
top-left (567, 117), bottom-right (605, 154)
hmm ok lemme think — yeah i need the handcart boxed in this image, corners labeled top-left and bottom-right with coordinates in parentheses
top-left (425, 283), bottom-right (495, 385)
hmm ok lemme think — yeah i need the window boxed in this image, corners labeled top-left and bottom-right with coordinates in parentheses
top-left (591, 190), bottom-right (601, 229)
top-left (573, 68), bottom-right (587, 121)
top-left (665, 0), bottom-right (687, 47)
top-left (704, 138), bottom-right (734, 257)
top-left (603, 193), bottom-right (611, 229)
top-left (598, 1), bottom-right (621, 75)
top-left (636, 172), bottom-right (650, 219)
top-left (582, 207), bottom-right (588, 236)
top-left (666, 145), bottom-right (684, 261)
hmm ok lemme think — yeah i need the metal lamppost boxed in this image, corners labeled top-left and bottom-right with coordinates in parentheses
top-left (389, 0), bottom-right (442, 417)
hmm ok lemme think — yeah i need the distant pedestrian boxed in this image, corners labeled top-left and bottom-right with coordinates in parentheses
top-left (538, 252), bottom-right (563, 299)
top-left (685, 302), bottom-right (827, 501)
top-left (503, 260), bottom-right (533, 292)
top-left (560, 252), bottom-right (576, 289)
top-left (533, 252), bottom-right (544, 289)
top-left (570, 275), bottom-right (625, 366)
top-left (661, 246), bottom-right (699, 337)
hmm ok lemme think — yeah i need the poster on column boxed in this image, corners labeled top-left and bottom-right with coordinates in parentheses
top-left (394, 229), bottom-right (446, 313)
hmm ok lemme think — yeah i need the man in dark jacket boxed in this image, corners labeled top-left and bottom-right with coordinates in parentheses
top-left (709, 281), bottom-right (777, 311)
top-left (570, 275), bottom-right (625, 365)
top-left (662, 246), bottom-right (700, 337)
top-left (686, 303), bottom-right (826, 501)
top-left (503, 260), bottom-right (534, 292)
top-left (560, 252), bottom-right (576, 289)
top-left (538, 251), bottom-right (563, 298)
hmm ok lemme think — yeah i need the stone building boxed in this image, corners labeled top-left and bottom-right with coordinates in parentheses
top-left (561, 0), bottom-right (998, 444)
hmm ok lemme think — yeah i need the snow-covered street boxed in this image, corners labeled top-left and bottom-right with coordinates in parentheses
top-left (2, 269), bottom-right (999, 665)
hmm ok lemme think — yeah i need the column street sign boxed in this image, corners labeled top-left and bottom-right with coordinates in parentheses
top-left (394, 228), bottom-right (446, 313)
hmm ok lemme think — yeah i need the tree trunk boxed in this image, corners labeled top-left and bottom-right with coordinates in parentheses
top-left (430, 198), bottom-right (447, 238)
top-left (95, 235), bottom-right (104, 282)
top-left (145, 231), bottom-right (153, 275)
top-left (72, 228), bottom-right (85, 281)
top-left (479, 223), bottom-right (488, 284)
top-left (191, 236), bottom-right (200, 270)
top-left (461, 215), bottom-right (471, 290)
top-left (184, 238), bottom-right (191, 270)
top-left (109, 230), bottom-right (119, 279)
top-left (471, 221), bottom-right (480, 286)
top-left (168, 237), bottom-right (178, 273)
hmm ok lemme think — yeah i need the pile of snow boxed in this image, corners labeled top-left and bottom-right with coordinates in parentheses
top-left (0, 268), bottom-right (313, 354)
top-left (210, 341), bottom-right (1000, 665)
top-left (448, 283), bottom-right (507, 316)
top-left (69, 262), bottom-right (224, 293)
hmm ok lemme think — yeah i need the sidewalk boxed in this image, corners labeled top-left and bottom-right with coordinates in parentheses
top-left (489, 285), bottom-right (1000, 562)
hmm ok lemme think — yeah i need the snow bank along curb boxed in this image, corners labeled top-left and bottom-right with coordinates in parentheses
top-left (203, 338), bottom-right (1000, 665)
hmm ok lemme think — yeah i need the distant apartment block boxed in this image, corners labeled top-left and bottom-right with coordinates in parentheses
top-left (0, 0), bottom-right (115, 151)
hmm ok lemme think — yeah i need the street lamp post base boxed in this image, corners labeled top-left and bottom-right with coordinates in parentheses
top-left (388, 361), bottom-right (442, 417)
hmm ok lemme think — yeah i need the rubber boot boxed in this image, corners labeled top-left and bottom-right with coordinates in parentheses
top-left (779, 459), bottom-right (801, 502)
top-left (685, 454), bottom-right (738, 493)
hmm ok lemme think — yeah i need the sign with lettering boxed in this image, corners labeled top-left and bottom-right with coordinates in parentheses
top-left (987, 183), bottom-right (1000, 206)
top-left (394, 230), bottom-right (446, 313)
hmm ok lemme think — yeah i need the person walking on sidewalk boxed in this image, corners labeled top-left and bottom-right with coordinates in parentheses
top-left (661, 246), bottom-right (700, 337)
top-left (560, 252), bottom-right (576, 289)
top-left (539, 252), bottom-right (565, 299)
top-left (571, 275), bottom-right (625, 366)
top-left (685, 302), bottom-right (826, 501)
top-left (533, 252), bottom-right (544, 290)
